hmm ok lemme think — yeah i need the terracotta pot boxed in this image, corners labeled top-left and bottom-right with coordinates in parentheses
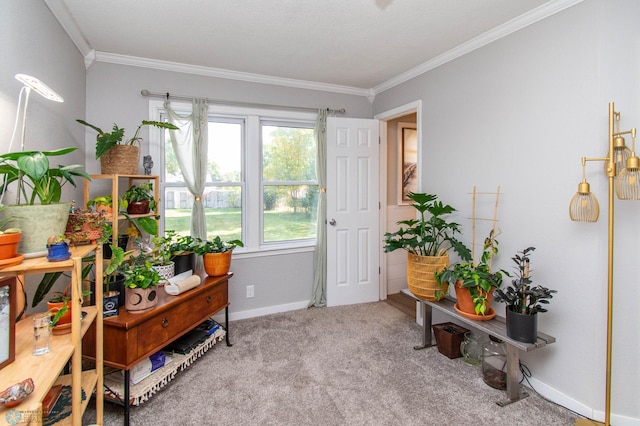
top-left (126, 200), bottom-right (150, 215)
top-left (95, 204), bottom-right (113, 216)
top-left (454, 280), bottom-right (495, 319)
top-left (65, 212), bottom-right (104, 245)
top-left (47, 300), bottom-right (72, 326)
top-left (125, 287), bottom-right (158, 312)
top-left (0, 232), bottom-right (22, 260)
top-left (203, 251), bottom-right (232, 276)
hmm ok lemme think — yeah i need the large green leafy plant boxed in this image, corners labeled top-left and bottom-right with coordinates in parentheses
top-left (0, 147), bottom-right (90, 205)
top-left (383, 192), bottom-right (471, 259)
top-left (76, 119), bottom-right (178, 159)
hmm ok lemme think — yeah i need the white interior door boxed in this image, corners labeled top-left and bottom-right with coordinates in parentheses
top-left (326, 117), bottom-right (380, 307)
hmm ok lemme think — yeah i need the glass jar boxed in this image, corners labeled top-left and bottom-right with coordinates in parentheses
top-left (482, 335), bottom-right (507, 390)
top-left (460, 331), bottom-right (484, 366)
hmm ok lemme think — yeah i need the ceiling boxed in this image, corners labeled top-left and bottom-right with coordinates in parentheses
top-left (49, 0), bottom-right (577, 94)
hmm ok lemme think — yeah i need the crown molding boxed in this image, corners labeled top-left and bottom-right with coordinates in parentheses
top-left (371, 0), bottom-right (585, 95)
top-left (95, 52), bottom-right (371, 97)
top-left (47, 0), bottom-right (583, 98)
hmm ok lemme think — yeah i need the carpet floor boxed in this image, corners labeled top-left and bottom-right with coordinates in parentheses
top-left (85, 301), bottom-right (579, 425)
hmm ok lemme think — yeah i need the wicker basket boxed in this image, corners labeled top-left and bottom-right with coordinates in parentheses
top-left (100, 145), bottom-right (140, 175)
top-left (407, 252), bottom-right (449, 301)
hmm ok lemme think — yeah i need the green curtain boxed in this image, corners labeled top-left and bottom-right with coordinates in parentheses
top-left (309, 109), bottom-right (327, 307)
top-left (164, 98), bottom-right (208, 269)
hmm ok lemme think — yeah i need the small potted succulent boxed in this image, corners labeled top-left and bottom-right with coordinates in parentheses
top-left (193, 236), bottom-right (243, 276)
top-left (494, 247), bottom-right (557, 343)
top-left (46, 234), bottom-right (71, 262)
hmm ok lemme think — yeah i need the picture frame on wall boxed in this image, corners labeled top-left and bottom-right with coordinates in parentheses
top-left (0, 277), bottom-right (16, 370)
top-left (398, 122), bottom-right (417, 205)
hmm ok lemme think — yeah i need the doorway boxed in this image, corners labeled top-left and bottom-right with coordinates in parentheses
top-left (375, 101), bottom-right (422, 302)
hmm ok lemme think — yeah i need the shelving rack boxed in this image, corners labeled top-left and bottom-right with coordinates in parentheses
top-left (83, 174), bottom-right (160, 243)
top-left (0, 245), bottom-right (103, 426)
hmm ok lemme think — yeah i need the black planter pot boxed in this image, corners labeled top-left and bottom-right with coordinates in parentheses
top-left (506, 309), bottom-right (538, 343)
top-left (103, 235), bottom-right (130, 259)
top-left (171, 252), bottom-right (196, 275)
top-left (90, 274), bottom-right (127, 308)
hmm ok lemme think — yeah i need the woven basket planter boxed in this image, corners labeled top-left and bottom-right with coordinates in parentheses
top-left (100, 145), bottom-right (140, 175)
top-left (407, 252), bottom-right (449, 301)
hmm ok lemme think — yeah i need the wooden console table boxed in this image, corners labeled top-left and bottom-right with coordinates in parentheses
top-left (401, 288), bottom-right (555, 406)
top-left (83, 272), bottom-right (232, 426)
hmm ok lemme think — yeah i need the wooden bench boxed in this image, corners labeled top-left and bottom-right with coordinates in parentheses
top-left (401, 288), bottom-right (556, 406)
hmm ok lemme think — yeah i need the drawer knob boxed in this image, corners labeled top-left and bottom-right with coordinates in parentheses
top-left (161, 317), bottom-right (169, 328)
top-left (206, 295), bottom-right (212, 303)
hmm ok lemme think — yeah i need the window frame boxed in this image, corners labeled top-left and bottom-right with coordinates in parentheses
top-left (148, 100), bottom-right (318, 255)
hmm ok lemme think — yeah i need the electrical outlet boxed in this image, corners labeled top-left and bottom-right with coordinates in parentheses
top-left (246, 285), bottom-right (255, 298)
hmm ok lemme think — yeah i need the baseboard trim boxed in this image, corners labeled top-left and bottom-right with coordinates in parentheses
top-left (212, 300), bottom-right (310, 323)
top-left (526, 375), bottom-right (639, 425)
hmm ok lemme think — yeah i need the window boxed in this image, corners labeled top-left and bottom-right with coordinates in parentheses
top-left (261, 122), bottom-right (318, 243)
top-left (155, 103), bottom-right (317, 252)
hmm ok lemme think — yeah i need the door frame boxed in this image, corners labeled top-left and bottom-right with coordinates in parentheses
top-left (374, 100), bottom-right (423, 301)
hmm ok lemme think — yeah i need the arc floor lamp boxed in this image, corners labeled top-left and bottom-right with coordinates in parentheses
top-left (569, 102), bottom-right (637, 426)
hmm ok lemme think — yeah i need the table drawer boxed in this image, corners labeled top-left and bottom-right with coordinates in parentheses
top-left (136, 281), bottom-right (228, 357)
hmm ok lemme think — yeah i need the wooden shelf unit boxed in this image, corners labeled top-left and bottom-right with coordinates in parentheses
top-left (83, 174), bottom-right (160, 242)
top-left (0, 245), bottom-right (103, 426)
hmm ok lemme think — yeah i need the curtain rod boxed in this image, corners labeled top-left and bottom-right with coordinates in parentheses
top-left (140, 89), bottom-right (345, 115)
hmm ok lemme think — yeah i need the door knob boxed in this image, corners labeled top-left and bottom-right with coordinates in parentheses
top-left (329, 219), bottom-right (336, 226)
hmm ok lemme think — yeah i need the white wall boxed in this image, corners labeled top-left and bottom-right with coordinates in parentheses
top-left (374, 0), bottom-right (639, 423)
top-left (0, 1), bottom-right (87, 313)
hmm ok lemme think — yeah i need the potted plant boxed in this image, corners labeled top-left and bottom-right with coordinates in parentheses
top-left (87, 195), bottom-right (114, 216)
top-left (46, 234), bottom-right (71, 262)
top-left (46, 284), bottom-right (91, 331)
top-left (0, 206), bottom-right (22, 263)
top-left (121, 253), bottom-right (162, 312)
top-left (167, 231), bottom-right (199, 275)
top-left (149, 233), bottom-right (175, 281)
top-left (120, 182), bottom-right (156, 215)
top-left (64, 208), bottom-right (106, 246)
top-left (0, 147), bottom-right (91, 256)
top-left (76, 119), bottom-right (178, 175)
top-left (494, 247), bottom-right (557, 343)
top-left (193, 236), bottom-right (243, 276)
top-left (383, 192), bottom-right (471, 301)
top-left (436, 230), bottom-right (506, 320)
